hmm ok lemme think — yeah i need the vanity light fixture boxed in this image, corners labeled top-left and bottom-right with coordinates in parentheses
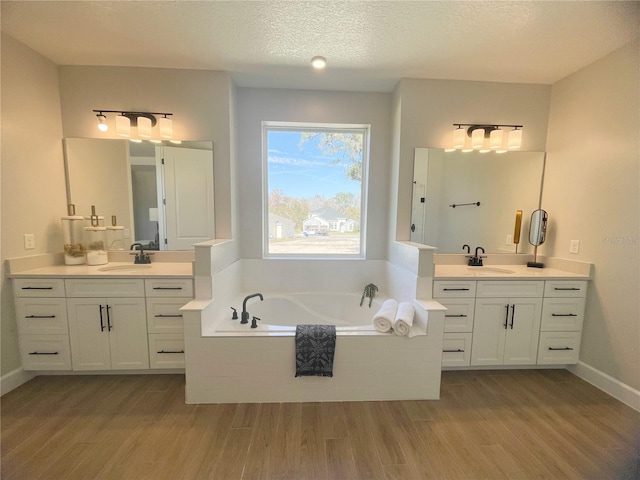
top-left (96, 112), bottom-right (108, 132)
top-left (447, 123), bottom-right (524, 153)
top-left (92, 110), bottom-right (174, 140)
top-left (311, 56), bottom-right (327, 70)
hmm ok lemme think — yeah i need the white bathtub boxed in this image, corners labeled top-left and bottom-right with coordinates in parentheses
top-left (214, 292), bottom-right (391, 335)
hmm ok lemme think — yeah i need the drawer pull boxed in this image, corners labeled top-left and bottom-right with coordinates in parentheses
top-left (29, 351), bottom-right (59, 355)
top-left (554, 287), bottom-right (581, 291)
top-left (25, 315), bottom-right (56, 319)
top-left (443, 288), bottom-right (470, 291)
top-left (158, 349), bottom-right (185, 354)
top-left (551, 313), bottom-right (577, 317)
top-left (445, 314), bottom-right (467, 318)
top-left (548, 347), bottom-right (574, 351)
top-left (443, 349), bottom-right (465, 353)
top-left (21, 286), bottom-right (53, 290)
top-left (153, 287), bottom-right (183, 290)
top-left (154, 314), bottom-right (183, 318)
top-left (99, 305), bottom-right (105, 332)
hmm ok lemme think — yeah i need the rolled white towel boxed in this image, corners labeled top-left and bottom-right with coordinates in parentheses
top-left (373, 299), bottom-right (398, 333)
top-left (393, 302), bottom-right (416, 336)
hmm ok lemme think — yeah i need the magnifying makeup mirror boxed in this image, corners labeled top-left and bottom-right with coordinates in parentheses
top-left (527, 209), bottom-right (548, 268)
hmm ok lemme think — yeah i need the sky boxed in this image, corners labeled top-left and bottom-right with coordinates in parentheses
top-left (267, 130), bottom-right (361, 199)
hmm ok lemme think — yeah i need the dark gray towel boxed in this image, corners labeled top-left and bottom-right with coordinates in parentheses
top-left (295, 324), bottom-right (336, 377)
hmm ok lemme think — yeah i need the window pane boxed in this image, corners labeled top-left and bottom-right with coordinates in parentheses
top-left (265, 126), bottom-right (366, 257)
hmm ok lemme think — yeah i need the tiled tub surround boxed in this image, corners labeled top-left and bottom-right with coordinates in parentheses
top-left (182, 242), bottom-right (446, 404)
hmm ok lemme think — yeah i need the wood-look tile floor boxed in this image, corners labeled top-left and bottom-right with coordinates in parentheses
top-left (1, 369), bottom-right (639, 480)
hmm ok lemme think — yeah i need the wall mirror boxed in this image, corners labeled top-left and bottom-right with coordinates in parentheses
top-left (63, 138), bottom-right (215, 251)
top-left (410, 147), bottom-right (545, 254)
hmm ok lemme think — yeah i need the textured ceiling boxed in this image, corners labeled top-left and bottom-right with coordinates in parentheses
top-left (2, 1), bottom-right (638, 91)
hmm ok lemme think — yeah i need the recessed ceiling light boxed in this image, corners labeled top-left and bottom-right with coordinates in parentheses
top-left (311, 56), bottom-right (327, 70)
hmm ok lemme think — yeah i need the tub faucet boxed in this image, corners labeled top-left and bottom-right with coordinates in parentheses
top-left (242, 293), bottom-right (263, 324)
top-left (360, 283), bottom-right (378, 307)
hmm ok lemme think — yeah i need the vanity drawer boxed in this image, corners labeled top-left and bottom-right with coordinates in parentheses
top-left (476, 281), bottom-right (544, 298)
top-left (541, 297), bottom-right (585, 331)
top-left (148, 334), bottom-right (185, 369)
top-left (65, 279), bottom-right (145, 297)
top-left (433, 281), bottom-right (476, 298)
top-left (437, 298), bottom-right (475, 333)
top-left (537, 332), bottom-right (581, 364)
top-left (442, 333), bottom-right (472, 367)
top-left (146, 298), bottom-right (189, 334)
top-left (13, 279), bottom-right (65, 297)
top-left (15, 298), bottom-right (68, 335)
top-left (145, 279), bottom-right (193, 298)
top-left (544, 281), bottom-right (588, 298)
top-left (19, 335), bottom-right (72, 370)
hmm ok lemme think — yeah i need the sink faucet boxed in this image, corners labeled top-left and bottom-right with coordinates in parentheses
top-left (130, 243), bottom-right (151, 264)
top-left (467, 246), bottom-right (486, 267)
top-left (241, 293), bottom-right (263, 324)
top-left (462, 244), bottom-right (471, 254)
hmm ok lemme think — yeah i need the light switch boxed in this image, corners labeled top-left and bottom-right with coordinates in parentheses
top-left (570, 239), bottom-right (580, 254)
top-left (24, 233), bottom-right (35, 250)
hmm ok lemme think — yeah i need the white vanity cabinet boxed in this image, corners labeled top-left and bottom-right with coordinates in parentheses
top-left (435, 281), bottom-right (476, 367)
top-left (66, 279), bottom-right (149, 370)
top-left (13, 279), bottom-right (72, 370)
top-left (145, 278), bottom-right (192, 369)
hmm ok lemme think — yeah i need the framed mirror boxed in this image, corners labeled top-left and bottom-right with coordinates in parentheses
top-left (63, 138), bottom-right (215, 251)
top-left (410, 147), bottom-right (545, 254)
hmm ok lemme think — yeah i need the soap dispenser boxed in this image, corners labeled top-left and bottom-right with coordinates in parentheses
top-left (61, 204), bottom-right (86, 265)
top-left (106, 215), bottom-right (125, 250)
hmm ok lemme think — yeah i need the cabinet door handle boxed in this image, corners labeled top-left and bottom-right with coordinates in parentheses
top-left (106, 305), bottom-right (112, 331)
top-left (154, 314), bottom-right (183, 318)
top-left (29, 351), bottom-right (59, 355)
top-left (548, 347), bottom-right (574, 351)
top-left (21, 286), bottom-right (53, 290)
top-left (443, 349), bottom-right (465, 353)
top-left (153, 287), bottom-right (183, 290)
top-left (551, 313), bottom-right (577, 317)
top-left (25, 315), bottom-right (56, 318)
top-left (99, 305), bottom-right (105, 332)
top-left (158, 350), bottom-right (185, 354)
top-left (504, 305), bottom-right (510, 329)
top-left (554, 287), bottom-right (580, 291)
top-left (443, 288), bottom-right (469, 291)
top-left (445, 314), bottom-right (467, 318)
top-left (510, 304), bottom-right (515, 329)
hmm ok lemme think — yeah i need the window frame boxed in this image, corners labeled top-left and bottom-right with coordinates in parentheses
top-left (262, 121), bottom-right (370, 259)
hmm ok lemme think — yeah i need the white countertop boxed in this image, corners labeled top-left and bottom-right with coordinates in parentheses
top-left (434, 264), bottom-right (591, 280)
top-left (9, 262), bottom-right (193, 278)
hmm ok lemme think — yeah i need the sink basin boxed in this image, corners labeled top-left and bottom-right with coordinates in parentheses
top-left (98, 264), bottom-right (153, 272)
top-left (467, 267), bottom-right (515, 275)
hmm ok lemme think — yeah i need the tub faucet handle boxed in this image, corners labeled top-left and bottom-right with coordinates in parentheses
top-left (230, 307), bottom-right (238, 320)
top-left (251, 316), bottom-right (261, 329)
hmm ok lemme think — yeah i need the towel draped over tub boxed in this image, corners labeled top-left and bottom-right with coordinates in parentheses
top-left (295, 324), bottom-right (336, 377)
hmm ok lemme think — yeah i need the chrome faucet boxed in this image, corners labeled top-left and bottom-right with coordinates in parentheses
top-left (241, 293), bottom-right (263, 324)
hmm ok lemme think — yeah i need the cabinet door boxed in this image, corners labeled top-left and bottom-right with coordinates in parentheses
top-left (67, 298), bottom-right (111, 370)
top-left (107, 298), bottom-right (149, 370)
top-left (503, 298), bottom-right (542, 365)
top-left (471, 297), bottom-right (509, 366)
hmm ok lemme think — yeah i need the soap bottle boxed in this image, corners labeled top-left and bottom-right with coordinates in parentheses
top-left (106, 215), bottom-right (125, 250)
top-left (84, 205), bottom-right (108, 266)
top-left (61, 204), bottom-right (86, 265)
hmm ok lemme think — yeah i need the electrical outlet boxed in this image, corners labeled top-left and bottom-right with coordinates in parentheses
top-left (570, 239), bottom-right (580, 254)
top-left (506, 234), bottom-right (513, 245)
top-left (24, 233), bottom-right (35, 250)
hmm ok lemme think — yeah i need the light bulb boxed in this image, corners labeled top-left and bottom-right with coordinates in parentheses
top-left (452, 126), bottom-right (465, 149)
top-left (489, 128), bottom-right (503, 150)
top-left (508, 128), bottom-right (522, 149)
top-left (116, 114), bottom-right (130, 137)
top-left (471, 128), bottom-right (484, 150)
top-left (137, 116), bottom-right (152, 139)
top-left (311, 56), bottom-right (327, 69)
top-left (159, 116), bottom-right (173, 139)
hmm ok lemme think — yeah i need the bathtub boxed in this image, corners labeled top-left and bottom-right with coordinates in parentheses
top-left (213, 292), bottom-right (407, 336)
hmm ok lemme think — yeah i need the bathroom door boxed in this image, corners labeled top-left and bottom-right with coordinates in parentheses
top-left (160, 146), bottom-right (215, 250)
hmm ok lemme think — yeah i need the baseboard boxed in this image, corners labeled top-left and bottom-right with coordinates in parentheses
top-left (568, 361), bottom-right (640, 412)
top-left (1, 368), bottom-right (35, 396)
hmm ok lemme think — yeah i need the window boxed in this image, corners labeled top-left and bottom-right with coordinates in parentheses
top-left (263, 122), bottom-right (369, 257)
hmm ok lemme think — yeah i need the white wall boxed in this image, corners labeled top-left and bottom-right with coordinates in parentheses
top-left (544, 40), bottom-right (639, 391)
top-left (1, 34), bottom-right (67, 376)
top-left (391, 79), bottom-right (552, 251)
top-left (235, 88), bottom-right (392, 260)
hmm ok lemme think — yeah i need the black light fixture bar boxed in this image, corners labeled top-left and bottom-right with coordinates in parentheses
top-left (453, 123), bottom-right (523, 137)
top-left (92, 110), bottom-right (173, 127)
